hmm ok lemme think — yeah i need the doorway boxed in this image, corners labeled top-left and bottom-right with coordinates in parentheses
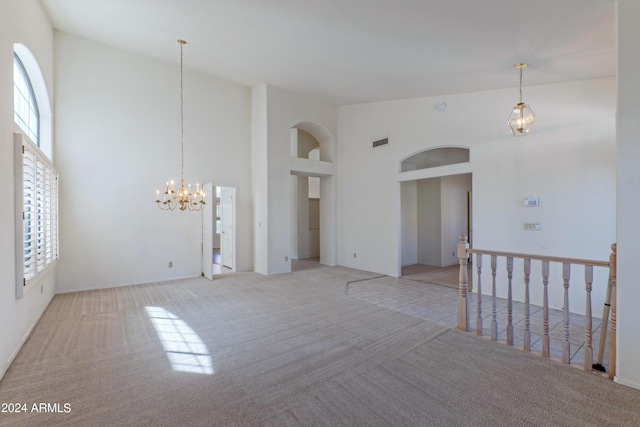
top-left (399, 173), bottom-right (472, 284)
top-left (291, 173), bottom-right (320, 261)
top-left (202, 184), bottom-right (236, 279)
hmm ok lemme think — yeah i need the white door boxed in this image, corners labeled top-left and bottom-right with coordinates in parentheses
top-left (220, 187), bottom-right (235, 269)
top-left (202, 183), bottom-right (214, 280)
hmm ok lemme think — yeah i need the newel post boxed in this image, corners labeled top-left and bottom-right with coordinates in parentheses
top-left (457, 235), bottom-right (470, 332)
top-left (609, 243), bottom-right (617, 380)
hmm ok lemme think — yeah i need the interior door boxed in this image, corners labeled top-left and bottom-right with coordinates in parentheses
top-left (220, 187), bottom-right (234, 270)
top-left (202, 183), bottom-right (214, 280)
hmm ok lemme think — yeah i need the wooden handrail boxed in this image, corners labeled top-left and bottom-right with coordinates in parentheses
top-left (467, 248), bottom-right (609, 268)
top-left (457, 235), bottom-right (616, 376)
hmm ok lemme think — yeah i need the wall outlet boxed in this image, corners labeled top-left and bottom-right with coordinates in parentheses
top-left (353, 252), bottom-right (357, 258)
top-left (523, 222), bottom-right (541, 231)
top-left (285, 256), bottom-right (288, 261)
top-left (169, 261), bottom-right (173, 268)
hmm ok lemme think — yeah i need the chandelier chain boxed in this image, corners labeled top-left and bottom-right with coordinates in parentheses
top-left (180, 40), bottom-right (185, 187)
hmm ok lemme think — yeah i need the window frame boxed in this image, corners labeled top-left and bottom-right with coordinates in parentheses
top-left (13, 53), bottom-right (40, 146)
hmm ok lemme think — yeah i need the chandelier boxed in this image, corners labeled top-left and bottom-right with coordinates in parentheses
top-left (507, 63), bottom-right (535, 136)
top-left (156, 39), bottom-right (205, 211)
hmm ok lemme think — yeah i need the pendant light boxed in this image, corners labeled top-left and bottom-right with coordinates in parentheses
top-left (507, 63), bottom-right (535, 137)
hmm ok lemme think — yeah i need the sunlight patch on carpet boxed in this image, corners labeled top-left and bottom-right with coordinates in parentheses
top-left (145, 306), bottom-right (214, 375)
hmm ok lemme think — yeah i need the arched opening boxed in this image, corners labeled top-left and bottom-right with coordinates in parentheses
top-left (291, 121), bottom-right (334, 162)
top-left (398, 146), bottom-right (472, 284)
top-left (289, 123), bottom-right (336, 269)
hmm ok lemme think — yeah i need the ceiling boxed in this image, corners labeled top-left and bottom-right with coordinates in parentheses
top-left (39, 0), bottom-right (616, 106)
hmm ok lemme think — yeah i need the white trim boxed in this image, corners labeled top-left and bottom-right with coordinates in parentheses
top-left (54, 275), bottom-right (203, 295)
top-left (614, 376), bottom-right (640, 391)
top-left (14, 134), bottom-right (25, 299)
top-left (0, 312), bottom-right (41, 381)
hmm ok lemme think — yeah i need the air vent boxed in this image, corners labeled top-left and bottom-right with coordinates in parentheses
top-left (372, 138), bottom-right (389, 148)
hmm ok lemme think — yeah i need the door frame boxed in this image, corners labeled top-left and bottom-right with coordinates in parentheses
top-left (219, 186), bottom-right (236, 271)
top-left (201, 183), bottom-right (238, 276)
top-left (202, 183), bottom-right (214, 280)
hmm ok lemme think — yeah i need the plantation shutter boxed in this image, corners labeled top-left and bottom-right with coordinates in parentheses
top-left (15, 132), bottom-right (58, 298)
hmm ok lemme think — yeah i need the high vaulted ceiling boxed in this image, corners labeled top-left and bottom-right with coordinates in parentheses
top-left (39, 0), bottom-right (616, 106)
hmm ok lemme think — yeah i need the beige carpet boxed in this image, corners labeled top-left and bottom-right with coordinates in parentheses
top-left (0, 266), bottom-right (638, 426)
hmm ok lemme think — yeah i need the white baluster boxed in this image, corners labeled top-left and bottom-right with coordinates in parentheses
top-left (507, 256), bottom-right (514, 346)
top-left (542, 260), bottom-right (550, 357)
top-left (491, 255), bottom-right (498, 341)
top-left (584, 265), bottom-right (593, 371)
top-left (523, 258), bottom-right (531, 352)
top-left (562, 262), bottom-right (571, 364)
top-left (476, 254), bottom-right (483, 336)
top-left (457, 235), bottom-right (469, 332)
top-left (609, 243), bottom-right (617, 380)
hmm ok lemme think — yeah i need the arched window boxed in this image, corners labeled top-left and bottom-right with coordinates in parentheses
top-left (401, 147), bottom-right (469, 172)
top-left (13, 53), bottom-right (40, 146)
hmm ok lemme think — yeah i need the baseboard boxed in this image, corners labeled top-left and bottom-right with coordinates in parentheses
top-left (0, 315), bottom-right (41, 381)
top-left (55, 275), bottom-right (202, 295)
top-left (614, 375), bottom-right (640, 391)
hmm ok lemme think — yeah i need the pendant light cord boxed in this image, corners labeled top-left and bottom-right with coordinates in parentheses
top-left (519, 67), bottom-right (523, 103)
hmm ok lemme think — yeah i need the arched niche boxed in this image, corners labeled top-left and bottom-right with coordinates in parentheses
top-left (401, 146), bottom-right (469, 173)
top-left (291, 121), bottom-right (334, 162)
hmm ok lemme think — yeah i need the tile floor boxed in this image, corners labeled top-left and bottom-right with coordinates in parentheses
top-left (346, 269), bottom-right (611, 373)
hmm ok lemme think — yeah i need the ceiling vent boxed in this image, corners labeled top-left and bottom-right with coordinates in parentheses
top-left (372, 138), bottom-right (389, 148)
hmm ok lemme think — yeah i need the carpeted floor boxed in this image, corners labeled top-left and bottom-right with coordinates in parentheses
top-left (0, 265), bottom-right (638, 426)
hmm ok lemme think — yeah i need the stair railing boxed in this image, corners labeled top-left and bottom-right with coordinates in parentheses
top-left (457, 235), bottom-right (616, 374)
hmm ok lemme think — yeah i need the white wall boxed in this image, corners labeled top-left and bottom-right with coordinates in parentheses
top-left (417, 178), bottom-right (441, 265)
top-left (309, 198), bottom-right (320, 258)
top-left (251, 84), bottom-right (269, 274)
top-left (407, 173), bottom-right (471, 268)
top-left (616, 0), bottom-right (640, 390)
top-left (54, 33), bottom-right (252, 292)
top-left (338, 78), bottom-right (616, 314)
top-left (0, 0), bottom-right (56, 380)
top-left (400, 181), bottom-right (418, 266)
top-left (440, 174), bottom-right (472, 266)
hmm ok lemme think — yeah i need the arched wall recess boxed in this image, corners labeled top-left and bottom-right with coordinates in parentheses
top-left (293, 121), bottom-right (334, 162)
